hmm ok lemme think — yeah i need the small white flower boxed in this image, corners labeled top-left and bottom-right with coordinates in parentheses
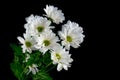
top-left (35, 30), bottom-right (59, 54)
top-left (24, 54), bottom-right (30, 62)
top-left (51, 45), bottom-right (73, 71)
top-left (58, 21), bottom-right (85, 50)
top-left (27, 64), bottom-right (38, 75)
top-left (24, 15), bottom-right (53, 36)
top-left (17, 33), bottom-right (37, 53)
top-left (44, 5), bottom-right (65, 24)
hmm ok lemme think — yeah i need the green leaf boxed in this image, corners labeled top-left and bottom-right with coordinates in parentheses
top-left (26, 51), bottom-right (42, 66)
top-left (10, 43), bottom-right (25, 64)
top-left (33, 70), bottom-right (53, 80)
top-left (10, 43), bottom-right (28, 80)
top-left (10, 62), bottom-right (24, 80)
top-left (42, 51), bottom-right (52, 66)
top-left (10, 43), bottom-right (22, 55)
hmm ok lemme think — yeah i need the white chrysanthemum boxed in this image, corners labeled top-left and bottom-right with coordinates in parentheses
top-left (24, 15), bottom-right (54, 36)
top-left (44, 5), bottom-right (65, 24)
top-left (58, 21), bottom-right (85, 50)
top-left (51, 45), bottom-right (73, 71)
top-left (36, 30), bottom-right (59, 54)
top-left (17, 33), bottom-right (37, 53)
top-left (27, 64), bottom-right (38, 75)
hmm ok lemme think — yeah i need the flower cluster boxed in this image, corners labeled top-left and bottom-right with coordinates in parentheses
top-left (11, 5), bottom-right (85, 80)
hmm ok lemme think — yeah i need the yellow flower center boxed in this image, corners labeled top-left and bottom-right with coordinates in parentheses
top-left (43, 40), bottom-right (50, 46)
top-left (37, 26), bottom-right (44, 32)
top-left (55, 53), bottom-right (61, 60)
top-left (66, 36), bottom-right (72, 42)
top-left (25, 41), bottom-right (32, 47)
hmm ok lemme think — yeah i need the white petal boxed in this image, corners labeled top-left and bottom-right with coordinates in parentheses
top-left (35, 67), bottom-right (39, 73)
top-left (71, 42), bottom-right (80, 48)
top-left (51, 43), bottom-right (61, 51)
top-left (63, 64), bottom-right (68, 70)
top-left (57, 63), bottom-right (62, 71)
top-left (22, 45), bottom-right (26, 53)
top-left (17, 37), bottom-right (25, 44)
top-left (27, 66), bottom-right (32, 75)
top-left (62, 41), bottom-right (70, 50)
top-left (25, 14), bottom-right (34, 23)
top-left (58, 31), bottom-right (65, 40)
top-left (27, 48), bottom-right (32, 53)
top-left (31, 68), bottom-right (36, 75)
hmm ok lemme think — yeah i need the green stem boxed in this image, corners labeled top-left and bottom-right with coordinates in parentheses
top-left (20, 66), bottom-right (28, 80)
top-left (45, 61), bottom-right (53, 69)
top-left (46, 65), bottom-right (56, 72)
top-left (40, 61), bottom-right (53, 72)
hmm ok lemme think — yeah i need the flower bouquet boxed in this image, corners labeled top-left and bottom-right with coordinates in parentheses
top-left (10, 5), bottom-right (85, 80)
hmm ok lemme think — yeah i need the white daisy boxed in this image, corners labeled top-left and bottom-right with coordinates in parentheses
top-left (35, 30), bottom-right (59, 54)
top-left (24, 15), bottom-right (53, 36)
top-left (51, 45), bottom-right (73, 71)
top-left (17, 33), bottom-right (37, 53)
top-left (58, 21), bottom-right (85, 50)
top-left (44, 5), bottom-right (65, 24)
top-left (27, 64), bottom-right (38, 75)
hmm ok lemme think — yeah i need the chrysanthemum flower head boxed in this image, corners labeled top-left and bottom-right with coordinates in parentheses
top-left (44, 5), bottom-right (65, 24)
top-left (35, 30), bottom-right (59, 54)
top-left (58, 21), bottom-right (85, 50)
top-left (24, 15), bottom-right (54, 36)
top-left (51, 45), bottom-right (73, 71)
top-left (17, 33), bottom-right (37, 53)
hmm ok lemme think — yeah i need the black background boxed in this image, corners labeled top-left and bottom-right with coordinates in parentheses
top-left (0, 0), bottom-right (105, 80)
